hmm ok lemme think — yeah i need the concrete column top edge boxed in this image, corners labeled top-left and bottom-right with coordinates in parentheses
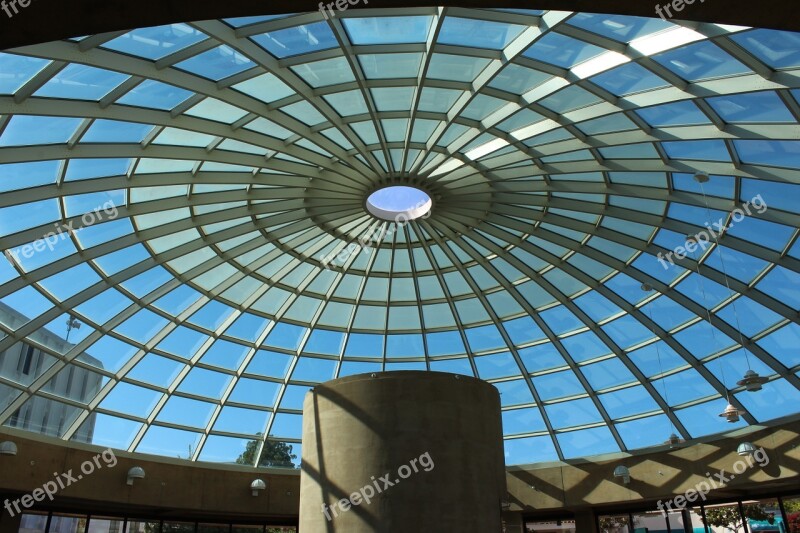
top-left (304, 370), bottom-right (498, 393)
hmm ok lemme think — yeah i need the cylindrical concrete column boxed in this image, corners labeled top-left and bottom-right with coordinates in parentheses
top-left (299, 371), bottom-right (506, 532)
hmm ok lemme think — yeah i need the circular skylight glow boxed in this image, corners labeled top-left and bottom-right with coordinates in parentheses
top-left (366, 186), bottom-right (432, 222)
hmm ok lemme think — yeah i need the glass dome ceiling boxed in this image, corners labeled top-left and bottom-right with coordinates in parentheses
top-left (0, 7), bottom-right (799, 467)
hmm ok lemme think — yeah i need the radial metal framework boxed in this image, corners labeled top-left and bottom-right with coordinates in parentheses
top-left (0, 8), bottom-right (798, 466)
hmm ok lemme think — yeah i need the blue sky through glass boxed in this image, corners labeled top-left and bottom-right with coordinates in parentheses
top-left (367, 186), bottom-right (430, 213)
top-left (0, 9), bottom-right (797, 470)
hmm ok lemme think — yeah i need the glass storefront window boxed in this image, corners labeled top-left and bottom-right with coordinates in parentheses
top-left (526, 519), bottom-right (576, 532)
top-left (19, 513), bottom-right (48, 533)
top-left (666, 511), bottom-right (686, 531)
top-left (197, 525), bottom-right (227, 533)
top-left (87, 517), bottom-right (124, 533)
top-left (687, 506), bottom-right (709, 533)
top-left (703, 503), bottom-right (745, 533)
top-left (742, 498), bottom-right (784, 532)
top-left (631, 510), bottom-right (667, 532)
top-left (232, 526), bottom-right (263, 533)
top-left (48, 514), bottom-right (88, 533)
top-left (598, 514), bottom-right (630, 533)
top-left (782, 495), bottom-right (800, 533)
top-left (124, 520), bottom-right (158, 533)
top-left (161, 523), bottom-right (193, 533)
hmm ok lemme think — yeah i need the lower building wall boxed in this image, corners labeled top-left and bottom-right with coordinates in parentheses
top-left (507, 418), bottom-right (800, 516)
top-left (1, 420), bottom-right (799, 526)
top-left (0, 429), bottom-right (300, 522)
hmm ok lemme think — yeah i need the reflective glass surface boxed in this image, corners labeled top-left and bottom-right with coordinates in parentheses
top-left (0, 8), bottom-right (798, 468)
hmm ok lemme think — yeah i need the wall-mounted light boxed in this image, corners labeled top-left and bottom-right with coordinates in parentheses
top-left (500, 497), bottom-right (511, 511)
top-left (737, 442), bottom-right (757, 457)
top-left (0, 441), bottom-right (17, 456)
top-left (126, 466), bottom-right (145, 485)
top-left (250, 478), bottom-right (266, 496)
top-left (613, 465), bottom-right (631, 485)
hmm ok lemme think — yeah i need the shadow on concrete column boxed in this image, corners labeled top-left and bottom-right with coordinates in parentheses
top-left (299, 371), bottom-right (506, 532)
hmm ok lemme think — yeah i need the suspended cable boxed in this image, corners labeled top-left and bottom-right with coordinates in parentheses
top-left (693, 173), bottom-right (768, 393)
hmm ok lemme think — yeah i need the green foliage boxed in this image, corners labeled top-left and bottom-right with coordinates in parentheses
top-left (236, 434), bottom-right (298, 468)
top-left (785, 500), bottom-right (800, 513)
top-left (703, 504), bottom-right (773, 533)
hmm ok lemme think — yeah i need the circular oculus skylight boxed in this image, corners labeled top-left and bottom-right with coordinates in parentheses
top-left (366, 186), bottom-right (432, 222)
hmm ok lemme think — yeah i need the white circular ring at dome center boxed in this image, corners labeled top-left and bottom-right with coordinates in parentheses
top-left (366, 186), bottom-right (432, 222)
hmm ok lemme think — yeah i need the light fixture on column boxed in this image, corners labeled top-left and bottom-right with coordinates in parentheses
top-left (250, 478), bottom-right (266, 496)
top-left (613, 465), bottom-right (631, 485)
top-left (126, 466), bottom-right (145, 485)
top-left (718, 403), bottom-right (745, 423)
top-left (0, 441), bottom-right (17, 456)
top-left (737, 441), bottom-right (757, 457)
